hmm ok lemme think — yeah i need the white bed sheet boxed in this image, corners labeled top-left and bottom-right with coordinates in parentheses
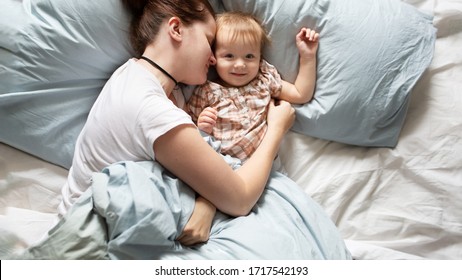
top-left (0, 143), bottom-right (64, 257)
top-left (1, 0), bottom-right (461, 260)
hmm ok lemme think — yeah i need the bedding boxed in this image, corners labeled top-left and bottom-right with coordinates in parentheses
top-left (1, 0), bottom-right (462, 260)
top-left (17, 160), bottom-right (350, 260)
top-left (0, 0), bottom-right (133, 169)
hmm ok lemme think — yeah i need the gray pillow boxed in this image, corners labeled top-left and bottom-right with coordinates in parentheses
top-left (0, 0), bottom-right (132, 168)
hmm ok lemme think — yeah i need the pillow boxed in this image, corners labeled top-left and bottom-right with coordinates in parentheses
top-left (0, 0), bottom-right (133, 168)
top-left (221, 0), bottom-right (436, 147)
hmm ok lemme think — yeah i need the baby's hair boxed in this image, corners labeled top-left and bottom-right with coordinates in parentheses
top-left (215, 11), bottom-right (270, 52)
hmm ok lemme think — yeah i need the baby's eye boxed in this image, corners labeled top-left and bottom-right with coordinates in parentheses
top-left (224, 53), bottom-right (234, 59)
top-left (246, 54), bottom-right (256, 59)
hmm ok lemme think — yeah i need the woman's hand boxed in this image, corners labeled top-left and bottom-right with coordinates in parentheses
top-left (177, 196), bottom-right (216, 246)
top-left (267, 99), bottom-right (295, 136)
top-left (197, 107), bottom-right (218, 134)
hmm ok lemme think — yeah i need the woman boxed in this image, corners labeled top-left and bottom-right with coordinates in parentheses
top-left (59, 0), bottom-right (295, 246)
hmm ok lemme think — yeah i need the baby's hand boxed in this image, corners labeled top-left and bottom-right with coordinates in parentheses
top-left (197, 107), bottom-right (218, 134)
top-left (296, 27), bottom-right (320, 60)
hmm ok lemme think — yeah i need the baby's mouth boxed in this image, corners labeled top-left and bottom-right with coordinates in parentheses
top-left (231, 72), bottom-right (246, 77)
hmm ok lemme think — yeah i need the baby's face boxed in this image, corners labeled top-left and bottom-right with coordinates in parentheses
top-left (214, 35), bottom-right (261, 87)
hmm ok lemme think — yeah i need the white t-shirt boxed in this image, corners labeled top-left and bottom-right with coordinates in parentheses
top-left (59, 58), bottom-right (193, 215)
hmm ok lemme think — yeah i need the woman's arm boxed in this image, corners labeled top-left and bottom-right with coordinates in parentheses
top-left (154, 100), bottom-right (294, 217)
top-left (277, 28), bottom-right (319, 104)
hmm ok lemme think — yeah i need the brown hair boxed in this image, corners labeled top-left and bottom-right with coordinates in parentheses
top-left (215, 11), bottom-right (270, 53)
top-left (122, 0), bottom-right (215, 56)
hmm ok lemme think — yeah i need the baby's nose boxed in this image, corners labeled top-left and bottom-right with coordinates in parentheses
top-left (234, 59), bottom-right (246, 68)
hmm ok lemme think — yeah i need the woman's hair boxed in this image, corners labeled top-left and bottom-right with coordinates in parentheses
top-left (215, 11), bottom-right (270, 53)
top-left (122, 0), bottom-right (215, 56)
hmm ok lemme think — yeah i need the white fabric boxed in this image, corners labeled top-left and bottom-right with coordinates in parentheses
top-left (59, 59), bottom-right (193, 215)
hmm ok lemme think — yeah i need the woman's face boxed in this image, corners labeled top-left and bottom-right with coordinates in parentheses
top-left (181, 14), bottom-right (217, 85)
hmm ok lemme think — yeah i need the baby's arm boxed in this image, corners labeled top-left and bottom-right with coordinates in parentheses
top-left (197, 107), bottom-right (218, 134)
top-left (183, 101), bottom-right (218, 245)
top-left (277, 28), bottom-right (319, 104)
top-left (177, 195), bottom-right (216, 245)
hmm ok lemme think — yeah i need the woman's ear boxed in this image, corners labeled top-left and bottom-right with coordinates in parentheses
top-left (168, 17), bottom-right (182, 42)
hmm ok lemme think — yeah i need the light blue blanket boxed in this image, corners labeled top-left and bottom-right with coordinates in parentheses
top-left (19, 159), bottom-right (351, 260)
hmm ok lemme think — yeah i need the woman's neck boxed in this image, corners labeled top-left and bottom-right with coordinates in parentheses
top-left (138, 56), bottom-right (176, 95)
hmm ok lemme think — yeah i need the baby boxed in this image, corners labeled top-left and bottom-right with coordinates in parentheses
top-left (187, 11), bottom-right (319, 162)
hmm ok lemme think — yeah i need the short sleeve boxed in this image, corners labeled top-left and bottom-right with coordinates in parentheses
top-left (136, 94), bottom-right (193, 159)
top-left (258, 60), bottom-right (283, 98)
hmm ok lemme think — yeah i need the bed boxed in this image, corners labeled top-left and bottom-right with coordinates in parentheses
top-left (1, 0), bottom-right (461, 260)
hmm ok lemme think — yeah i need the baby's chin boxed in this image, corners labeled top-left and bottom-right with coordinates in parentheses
top-left (221, 79), bottom-right (250, 88)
